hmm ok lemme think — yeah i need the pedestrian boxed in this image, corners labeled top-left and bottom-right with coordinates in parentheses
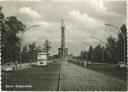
top-left (84, 61), bottom-right (86, 67)
top-left (30, 60), bottom-right (32, 65)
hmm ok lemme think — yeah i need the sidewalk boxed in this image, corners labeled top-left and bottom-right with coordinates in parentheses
top-left (2, 61), bottom-right (53, 70)
top-left (17, 63), bottom-right (31, 70)
top-left (1, 63), bottom-right (31, 70)
top-left (60, 61), bottom-right (127, 91)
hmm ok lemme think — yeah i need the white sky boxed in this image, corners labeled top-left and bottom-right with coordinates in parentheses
top-left (0, 0), bottom-right (127, 56)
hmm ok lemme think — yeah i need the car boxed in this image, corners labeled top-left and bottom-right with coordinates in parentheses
top-left (2, 63), bottom-right (16, 72)
top-left (116, 62), bottom-right (127, 68)
top-left (86, 61), bottom-right (92, 64)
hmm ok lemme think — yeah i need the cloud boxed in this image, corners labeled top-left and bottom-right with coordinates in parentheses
top-left (18, 7), bottom-right (53, 28)
top-left (88, 0), bottom-right (106, 13)
top-left (87, 0), bottom-right (121, 18)
top-left (25, 20), bottom-right (53, 28)
top-left (19, 7), bottom-right (42, 20)
top-left (69, 10), bottom-right (104, 28)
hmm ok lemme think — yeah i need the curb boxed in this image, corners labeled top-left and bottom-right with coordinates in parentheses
top-left (16, 65), bottom-right (31, 70)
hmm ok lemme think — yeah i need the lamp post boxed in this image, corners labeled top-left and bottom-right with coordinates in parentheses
top-left (90, 35), bottom-right (104, 63)
top-left (20, 25), bottom-right (40, 67)
top-left (105, 24), bottom-right (126, 63)
top-left (33, 37), bottom-right (47, 62)
top-left (83, 42), bottom-right (93, 62)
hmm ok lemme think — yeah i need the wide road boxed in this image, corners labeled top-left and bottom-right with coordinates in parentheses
top-left (2, 61), bottom-right (60, 91)
top-left (2, 61), bottom-right (127, 91)
top-left (59, 61), bottom-right (127, 91)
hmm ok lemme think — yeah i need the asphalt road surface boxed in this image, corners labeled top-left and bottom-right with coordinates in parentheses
top-left (59, 61), bottom-right (127, 91)
top-left (2, 61), bottom-right (60, 91)
top-left (2, 61), bottom-right (127, 91)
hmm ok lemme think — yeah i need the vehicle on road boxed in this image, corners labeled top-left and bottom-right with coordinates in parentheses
top-left (2, 63), bottom-right (16, 72)
top-left (87, 61), bottom-right (92, 64)
top-left (83, 61), bottom-right (92, 66)
top-left (116, 62), bottom-right (127, 69)
top-left (36, 52), bottom-right (47, 66)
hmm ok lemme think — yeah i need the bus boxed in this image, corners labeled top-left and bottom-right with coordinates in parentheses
top-left (37, 52), bottom-right (47, 66)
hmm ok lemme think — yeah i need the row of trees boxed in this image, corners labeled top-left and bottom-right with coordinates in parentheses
top-left (21, 40), bottom-right (51, 63)
top-left (1, 7), bottom-right (51, 64)
top-left (78, 24), bottom-right (127, 64)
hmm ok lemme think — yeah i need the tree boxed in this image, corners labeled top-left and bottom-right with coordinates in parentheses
top-left (93, 44), bottom-right (102, 63)
top-left (36, 46), bottom-right (42, 53)
top-left (80, 50), bottom-right (84, 60)
top-left (1, 10), bottom-right (26, 64)
top-left (87, 46), bottom-right (93, 62)
top-left (116, 24), bottom-right (127, 63)
top-left (120, 24), bottom-right (127, 35)
top-left (105, 35), bottom-right (117, 63)
top-left (1, 6), bottom-right (6, 48)
top-left (28, 43), bottom-right (35, 62)
top-left (78, 50), bottom-right (87, 61)
top-left (27, 43), bottom-right (42, 62)
top-left (43, 39), bottom-right (51, 58)
top-left (0, 6), bottom-right (4, 20)
top-left (21, 45), bottom-right (29, 63)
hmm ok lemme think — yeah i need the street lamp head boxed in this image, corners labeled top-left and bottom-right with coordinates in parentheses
top-left (105, 24), bottom-right (108, 25)
top-left (26, 25), bottom-right (40, 30)
top-left (32, 25), bottom-right (40, 27)
top-left (105, 24), bottom-right (113, 26)
top-left (105, 23), bottom-right (120, 30)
